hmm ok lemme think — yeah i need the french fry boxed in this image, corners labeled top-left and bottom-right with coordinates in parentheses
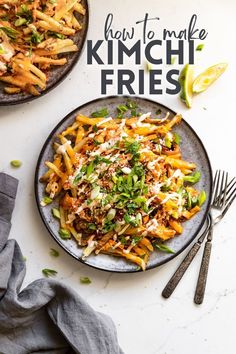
top-left (35, 44), bottom-right (78, 56)
top-left (26, 84), bottom-right (40, 96)
top-left (33, 56), bottom-right (67, 66)
top-left (122, 253), bottom-right (146, 271)
top-left (140, 238), bottom-right (153, 252)
top-left (61, 122), bottom-right (80, 137)
top-left (75, 126), bottom-right (85, 144)
top-left (165, 157), bottom-right (196, 170)
top-left (54, 0), bottom-right (78, 21)
top-left (45, 161), bottom-right (65, 179)
top-left (4, 87), bottom-right (21, 94)
top-left (71, 14), bottom-right (82, 30)
top-left (73, 2), bottom-right (86, 15)
top-left (148, 226), bottom-right (176, 240)
top-left (62, 151), bottom-right (73, 175)
top-left (169, 220), bottom-right (183, 234)
top-left (0, 76), bottom-right (26, 89)
top-left (183, 206), bottom-right (201, 219)
top-left (35, 10), bottom-right (75, 35)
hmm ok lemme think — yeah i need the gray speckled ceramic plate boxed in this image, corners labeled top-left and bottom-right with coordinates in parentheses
top-left (0, 0), bottom-right (88, 106)
top-left (35, 96), bottom-right (213, 273)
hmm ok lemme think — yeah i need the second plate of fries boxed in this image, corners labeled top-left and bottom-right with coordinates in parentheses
top-left (0, 0), bottom-right (88, 105)
top-left (35, 96), bottom-right (212, 272)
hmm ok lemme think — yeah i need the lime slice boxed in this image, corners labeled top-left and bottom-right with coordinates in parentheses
top-left (179, 64), bottom-right (194, 108)
top-left (192, 63), bottom-right (228, 93)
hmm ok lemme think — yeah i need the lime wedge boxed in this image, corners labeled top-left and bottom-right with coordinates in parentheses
top-left (179, 64), bottom-right (194, 108)
top-left (192, 63), bottom-right (228, 93)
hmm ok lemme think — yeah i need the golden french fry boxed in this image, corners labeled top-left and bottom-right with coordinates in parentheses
top-left (45, 161), bottom-right (65, 179)
top-left (169, 220), bottom-right (183, 234)
top-left (54, 0), bottom-right (78, 21)
top-left (123, 253), bottom-right (146, 271)
top-left (73, 2), bottom-right (86, 15)
top-left (35, 10), bottom-right (75, 35)
top-left (165, 157), bottom-right (196, 170)
top-left (4, 87), bottom-right (21, 94)
top-left (33, 56), bottom-right (67, 66)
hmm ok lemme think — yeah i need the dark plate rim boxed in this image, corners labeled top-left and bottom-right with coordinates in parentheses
top-left (34, 95), bottom-right (213, 273)
top-left (0, 0), bottom-right (89, 107)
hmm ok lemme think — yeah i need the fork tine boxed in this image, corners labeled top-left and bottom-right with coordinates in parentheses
top-left (216, 170), bottom-right (225, 207)
top-left (220, 171), bottom-right (228, 208)
top-left (216, 176), bottom-right (236, 206)
top-left (212, 170), bottom-right (220, 205)
top-left (225, 182), bottom-right (236, 203)
top-left (222, 184), bottom-right (236, 218)
top-left (225, 177), bottom-right (236, 200)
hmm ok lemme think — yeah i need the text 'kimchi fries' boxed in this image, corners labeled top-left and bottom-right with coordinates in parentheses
top-left (40, 102), bottom-right (206, 270)
top-left (0, 0), bottom-right (86, 96)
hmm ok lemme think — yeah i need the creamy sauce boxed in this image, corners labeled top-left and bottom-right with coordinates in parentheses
top-left (56, 140), bottom-right (71, 154)
top-left (96, 117), bottom-right (113, 126)
top-left (146, 218), bottom-right (159, 232)
top-left (0, 41), bottom-right (15, 62)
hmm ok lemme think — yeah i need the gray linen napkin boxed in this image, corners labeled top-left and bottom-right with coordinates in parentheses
top-left (0, 173), bottom-right (124, 354)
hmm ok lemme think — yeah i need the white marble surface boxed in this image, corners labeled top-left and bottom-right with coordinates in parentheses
top-left (0, 1), bottom-right (236, 353)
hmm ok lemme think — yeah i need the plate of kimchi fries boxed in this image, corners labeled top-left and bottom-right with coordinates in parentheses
top-left (0, 0), bottom-right (88, 105)
top-left (35, 96), bottom-right (212, 272)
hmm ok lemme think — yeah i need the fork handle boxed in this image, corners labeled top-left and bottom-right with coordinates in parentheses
top-left (162, 242), bottom-right (201, 298)
top-left (194, 241), bottom-right (212, 304)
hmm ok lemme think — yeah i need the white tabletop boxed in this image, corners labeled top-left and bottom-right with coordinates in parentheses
top-left (0, 1), bottom-right (236, 353)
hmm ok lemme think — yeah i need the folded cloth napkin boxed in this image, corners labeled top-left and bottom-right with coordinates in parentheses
top-left (0, 173), bottom-right (124, 354)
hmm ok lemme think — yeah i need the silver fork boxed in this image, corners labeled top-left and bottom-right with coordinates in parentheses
top-left (162, 171), bottom-right (235, 300)
top-left (194, 172), bottom-right (236, 304)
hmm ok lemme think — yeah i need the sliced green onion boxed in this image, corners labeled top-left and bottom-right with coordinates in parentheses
top-left (52, 208), bottom-right (60, 219)
top-left (41, 196), bottom-right (52, 206)
top-left (146, 61), bottom-right (153, 71)
top-left (10, 160), bottom-right (22, 168)
top-left (31, 30), bottom-right (44, 44)
top-left (0, 26), bottom-right (19, 39)
top-left (117, 105), bottom-right (128, 113)
top-left (198, 191), bottom-right (206, 206)
top-left (173, 133), bottom-right (181, 145)
top-left (131, 236), bottom-right (142, 246)
top-left (15, 17), bottom-right (27, 26)
top-left (93, 124), bottom-right (98, 132)
top-left (50, 248), bottom-right (59, 257)
top-left (90, 186), bottom-right (100, 200)
top-left (187, 192), bottom-right (192, 209)
top-left (107, 208), bottom-right (116, 221)
top-left (126, 100), bottom-right (137, 110)
top-left (86, 161), bottom-right (94, 177)
top-left (91, 108), bottom-right (109, 118)
top-left (135, 212), bottom-right (142, 225)
top-left (112, 174), bottom-right (118, 184)
top-left (183, 171), bottom-right (201, 184)
top-left (42, 268), bottom-right (57, 277)
top-left (191, 196), bottom-right (199, 207)
top-left (88, 223), bottom-right (96, 230)
top-left (59, 228), bottom-right (71, 239)
top-left (154, 243), bottom-right (175, 254)
top-left (80, 276), bottom-right (91, 284)
top-left (196, 44), bottom-right (204, 51)
top-left (164, 138), bottom-right (172, 148)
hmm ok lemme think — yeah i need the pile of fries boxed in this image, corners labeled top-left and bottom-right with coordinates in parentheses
top-left (0, 0), bottom-right (86, 96)
top-left (40, 102), bottom-right (206, 270)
